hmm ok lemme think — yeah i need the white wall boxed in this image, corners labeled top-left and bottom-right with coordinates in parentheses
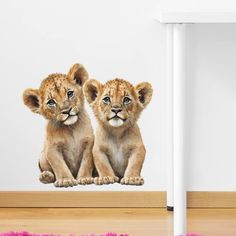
top-left (186, 23), bottom-right (236, 190)
top-left (0, 0), bottom-right (236, 191)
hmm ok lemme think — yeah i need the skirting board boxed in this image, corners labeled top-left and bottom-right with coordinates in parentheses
top-left (0, 191), bottom-right (235, 208)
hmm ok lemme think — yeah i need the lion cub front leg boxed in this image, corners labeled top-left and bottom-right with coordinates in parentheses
top-left (77, 142), bottom-right (94, 185)
top-left (120, 146), bottom-right (146, 186)
top-left (93, 149), bottom-right (119, 185)
top-left (39, 153), bottom-right (55, 184)
top-left (46, 146), bottom-right (77, 188)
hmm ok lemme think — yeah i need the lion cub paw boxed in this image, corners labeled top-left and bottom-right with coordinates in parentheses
top-left (54, 178), bottom-right (78, 188)
top-left (120, 177), bottom-right (144, 185)
top-left (39, 171), bottom-right (55, 184)
top-left (94, 176), bottom-right (119, 185)
top-left (77, 177), bottom-right (94, 185)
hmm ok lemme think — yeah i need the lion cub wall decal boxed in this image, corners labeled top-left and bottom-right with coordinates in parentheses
top-left (83, 78), bottom-right (153, 185)
top-left (23, 64), bottom-right (94, 187)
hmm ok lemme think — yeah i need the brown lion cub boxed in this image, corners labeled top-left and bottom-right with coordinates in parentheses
top-left (83, 78), bottom-right (153, 185)
top-left (23, 64), bottom-right (94, 187)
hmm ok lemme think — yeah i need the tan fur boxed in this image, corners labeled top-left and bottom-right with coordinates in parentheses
top-left (23, 64), bottom-right (94, 187)
top-left (83, 78), bottom-right (153, 185)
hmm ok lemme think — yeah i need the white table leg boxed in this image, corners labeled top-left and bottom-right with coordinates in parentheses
top-left (173, 23), bottom-right (186, 236)
top-left (166, 24), bottom-right (174, 211)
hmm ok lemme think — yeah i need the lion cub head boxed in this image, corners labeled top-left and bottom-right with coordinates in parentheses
top-left (83, 78), bottom-right (153, 128)
top-left (23, 63), bottom-right (88, 125)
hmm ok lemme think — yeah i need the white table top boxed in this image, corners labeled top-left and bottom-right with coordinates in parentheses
top-left (157, 12), bottom-right (236, 23)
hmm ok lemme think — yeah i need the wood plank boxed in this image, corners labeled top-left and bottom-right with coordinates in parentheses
top-left (0, 191), bottom-right (166, 208)
top-left (1, 208), bottom-right (236, 235)
top-left (188, 191), bottom-right (236, 208)
top-left (0, 191), bottom-right (236, 208)
top-left (0, 208), bottom-right (172, 236)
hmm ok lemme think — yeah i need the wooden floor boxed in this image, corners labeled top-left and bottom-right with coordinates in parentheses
top-left (0, 208), bottom-right (236, 236)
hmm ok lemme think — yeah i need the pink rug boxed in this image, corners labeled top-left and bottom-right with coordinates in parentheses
top-left (0, 233), bottom-right (127, 236)
top-left (0, 232), bottom-right (201, 236)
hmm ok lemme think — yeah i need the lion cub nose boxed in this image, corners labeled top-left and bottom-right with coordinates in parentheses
top-left (111, 108), bottom-right (122, 114)
top-left (62, 107), bottom-right (72, 115)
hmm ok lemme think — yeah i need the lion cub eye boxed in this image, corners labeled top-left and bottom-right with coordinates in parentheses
top-left (123, 96), bottom-right (132, 105)
top-left (47, 99), bottom-right (56, 107)
top-left (67, 90), bottom-right (74, 99)
top-left (103, 96), bottom-right (111, 104)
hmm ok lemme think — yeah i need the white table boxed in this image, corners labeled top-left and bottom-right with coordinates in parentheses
top-left (157, 12), bottom-right (236, 236)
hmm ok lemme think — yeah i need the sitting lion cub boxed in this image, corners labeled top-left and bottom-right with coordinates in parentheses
top-left (23, 64), bottom-right (94, 187)
top-left (83, 78), bottom-right (153, 185)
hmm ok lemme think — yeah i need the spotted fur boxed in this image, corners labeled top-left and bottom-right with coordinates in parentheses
top-left (83, 78), bottom-right (153, 185)
top-left (23, 64), bottom-right (94, 187)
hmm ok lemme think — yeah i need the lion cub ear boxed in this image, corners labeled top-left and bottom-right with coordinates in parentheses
top-left (67, 63), bottom-right (89, 86)
top-left (23, 88), bottom-right (40, 113)
top-left (83, 79), bottom-right (103, 104)
top-left (135, 82), bottom-right (153, 108)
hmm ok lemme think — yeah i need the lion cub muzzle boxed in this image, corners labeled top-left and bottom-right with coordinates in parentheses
top-left (108, 105), bottom-right (126, 127)
top-left (58, 106), bottom-right (79, 125)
